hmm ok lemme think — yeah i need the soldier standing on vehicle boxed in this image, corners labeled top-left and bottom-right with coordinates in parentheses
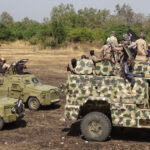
top-left (128, 32), bottom-right (147, 60)
top-left (107, 31), bottom-right (118, 48)
top-left (100, 39), bottom-right (115, 63)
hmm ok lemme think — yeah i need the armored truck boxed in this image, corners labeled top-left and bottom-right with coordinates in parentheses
top-left (0, 59), bottom-right (60, 110)
top-left (0, 74), bottom-right (60, 110)
top-left (65, 74), bottom-right (150, 141)
top-left (0, 97), bottom-right (24, 130)
top-left (64, 47), bottom-right (150, 141)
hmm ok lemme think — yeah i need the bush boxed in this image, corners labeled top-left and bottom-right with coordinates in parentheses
top-left (104, 24), bottom-right (129, 42)
top-left (68, 28), bottom-right (94, 42)
top-left (51, 20), bottom-right (66, 44)
top-left (41, 37), bottom-right (58, 48)
top-left (0, 23), bottom-right (13, 41)
top-left (92, 28), bottom-right (105, 43)
top-left (29, 36), bottom-right (39, 45)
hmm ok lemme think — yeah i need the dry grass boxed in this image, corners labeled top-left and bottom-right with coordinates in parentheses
top-left (0, 41), bottom-right (100, 76)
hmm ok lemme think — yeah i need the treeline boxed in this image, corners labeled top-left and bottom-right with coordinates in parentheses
top-left (0, 3), bottom-right (150, 48)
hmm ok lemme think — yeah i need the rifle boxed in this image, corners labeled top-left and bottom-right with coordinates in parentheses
top-left (108, 43), bottom-right (116, 64)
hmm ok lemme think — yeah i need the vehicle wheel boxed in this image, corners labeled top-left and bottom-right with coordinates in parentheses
top-left (28, 97), bottom-right (40, 110)
top-left (81, 112), bottom-right (111, 141)
top-left (0, 118), bottom-right (4, 130)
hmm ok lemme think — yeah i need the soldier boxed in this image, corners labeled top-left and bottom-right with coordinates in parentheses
top-left (67, 55), bottom-right (88, 74)
top-left (0, 58), bottom-right (10, 73)
top-left (122, 58), bottom-right (144, 94)
top-left (128, 32), bottom-right (147, 60)
top-left (147, 44), bottom-right (150, 57)
top-left (100, 39), bottom-right (115, 63)
top-left (89, 50), bottom-right (102, 64)
top-left (67, 58), bottom-right (77, 74)
top-left (107, 31), bottom-right (118, 48)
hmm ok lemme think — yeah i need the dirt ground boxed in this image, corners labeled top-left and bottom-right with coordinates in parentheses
top-left (0, 41), bottom-right (150, 150)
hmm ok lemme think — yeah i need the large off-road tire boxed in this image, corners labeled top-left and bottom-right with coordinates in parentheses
top-left (81, 112), bottom-right (112, 141)
top-left (0, 118), bottom-right (4, 130)
top-left (28, 97), bottom-right (40, 110)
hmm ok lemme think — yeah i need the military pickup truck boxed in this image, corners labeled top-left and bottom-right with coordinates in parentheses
top-left (65, 74), bottom-right (150, 141)
top-left (0, 97), bottom-right (24, 130)
top-left (0, 59), bottom-right (60, 110)
top-left (64, 46), bottom-right (150, 141)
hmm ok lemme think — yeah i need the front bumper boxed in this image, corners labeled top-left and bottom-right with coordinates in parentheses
top-left (4, 112), bottom-right (24, 123)
top-left (41, 98), bottom-right (60, 106)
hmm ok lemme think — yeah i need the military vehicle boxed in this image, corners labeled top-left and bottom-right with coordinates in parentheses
top-left (0, 59), bottom-right (60, 110)
top-left (64, 48), bottom-right (150, 141)
top-left (0, 97), bottom-right (24, 130)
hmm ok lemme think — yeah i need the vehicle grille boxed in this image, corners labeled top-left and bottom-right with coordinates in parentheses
top-left (47, 90), bottom-right (59, 100)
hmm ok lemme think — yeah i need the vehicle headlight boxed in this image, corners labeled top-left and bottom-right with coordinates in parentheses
top-left (11, 107), bottom-right (16, 114)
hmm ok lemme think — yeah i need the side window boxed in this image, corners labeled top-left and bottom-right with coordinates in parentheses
top-left (11, 84), bottom-right (22, 91)
top-left (24, 79), bottom-right (30, 84)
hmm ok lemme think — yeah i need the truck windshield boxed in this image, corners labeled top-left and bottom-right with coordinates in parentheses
top-left (32, 78), bottom-right (39, 84)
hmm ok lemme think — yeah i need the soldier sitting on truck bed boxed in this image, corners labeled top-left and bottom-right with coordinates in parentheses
top-left (89, 50), bottom-right (102, 64)
top-left (67, 55), bottom-right (88, 74)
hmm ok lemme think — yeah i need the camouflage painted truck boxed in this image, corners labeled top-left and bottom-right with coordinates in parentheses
top-left (65, 53), bottom-right (150, 142)
top-left (0, 97), bottom-right (24, 130)
top-left (0, 59), bottom-right (60, 110)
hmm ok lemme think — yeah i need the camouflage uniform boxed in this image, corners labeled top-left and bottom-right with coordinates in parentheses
top-left (100, 45), bottom-right (115, 63)
top-left (128, 38), bottom-right (147, 60)
top-left (107, 35), bottom-right (118, 48)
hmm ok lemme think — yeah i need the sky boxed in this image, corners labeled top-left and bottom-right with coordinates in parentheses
top-left (0, 0), bottom-right (149, 22)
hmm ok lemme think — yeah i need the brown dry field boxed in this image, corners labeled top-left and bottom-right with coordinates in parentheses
top-left (0, 41), bottom-right (150, 150)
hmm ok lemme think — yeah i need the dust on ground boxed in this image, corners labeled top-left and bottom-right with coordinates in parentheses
top-left (0, 41), bottom-right (150, 150)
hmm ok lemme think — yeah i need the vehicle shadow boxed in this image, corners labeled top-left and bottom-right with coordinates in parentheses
top-left (62, 121), bottom-right (81, 137)
top-left (3, 119), bottom-right (27, 130)
top-left (40, 104), bottom-right (61, 110)
top-left (62, 121), bottom-right (150, 142)
top-left (112, 127), bottom-right (150, 142)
